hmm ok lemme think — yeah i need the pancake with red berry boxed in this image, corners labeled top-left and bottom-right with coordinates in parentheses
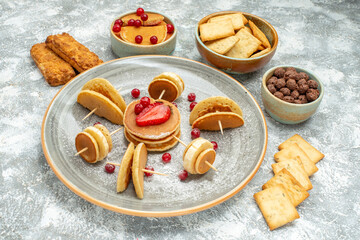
top-left (120, 25), bottom-right (167, 45)
top-left (122, 13), bottom-right (164, 26)
top-left (123, 98), bottom-right (181, 140)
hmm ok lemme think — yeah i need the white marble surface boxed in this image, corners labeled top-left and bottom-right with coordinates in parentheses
top-left (1, 0), bottom-right (359, 239)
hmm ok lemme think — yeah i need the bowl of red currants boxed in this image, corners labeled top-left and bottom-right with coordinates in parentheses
top-left (110, 8), bottom-right (177, 57)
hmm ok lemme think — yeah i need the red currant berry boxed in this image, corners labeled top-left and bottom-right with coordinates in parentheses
top-left (150, 36), bottom-right (158, 44)
top-left (112, 24), bottom-right (121, 32)
top-left (178, 170), bottom-right (188, 181)
top-left (115, 19), bottom-right (123, 26)
top-left (128, 19), bottom-right (135, 26)
top-left (140, 96), bottom-right (150, 107)
top-left (136, 8), bottom-right (144, 16)
top-left (190, 102), bottom-right (197, 111)
top-left (135, 35), bottom-right (143, 44)
top-left (167, 24), bottom-right (174, 33)
top-left (141, 13), bottom-right (148, 21)
top-left (93, 121), bottom-right (101, 126)
top-left (162, 153), bottom-right (171, 163)
top-left (211, 141), bottom-right (218, 151)
top-left (134, 19), bottom-right (142, 27)
top-left (191, 128), bottom-right (201, 139)
top-left (134, 103), bottom-right (144, 115)
top-left (105, 163), bottom-right (115, 173)
top-left (144, 166), bottom-right (154, 177)
top-left (131, 88), bottom-right (140, 98)
top-left (187, 93), bottom-right (196, 102)
top-left (172, 102), bottom-right (178, 108)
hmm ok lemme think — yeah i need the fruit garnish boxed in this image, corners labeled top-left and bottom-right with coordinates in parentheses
top-left (112, 24), bottom-right (121, 32)
top-left (115, 19), bottom-right (123, 26)
top-left (135, 35), bottom-right (143, 43)
top-left (140, 96), bottom-right (150, 107)
top-left (178, 170), bottom-right (188, 181)
top-left (188, 93), bottom-right (196, 102)
top-left (150, 36), bottom-right (158, 44)
top-left (131, 88), bottom-right (140, 98)
top-left (141, 13), bottom-right (148, 21)
top-left (172, 102), bottom-right (178, 108)
top-left (191, 128), bottom-right (201, 139)
top-left (136, 8), bottom-right (144, 16)
top-left (134, 19), bottom-right (142, 27)
top-left (167, 24), bottom-right (174, 33)
top-left (134, 103), bottom-right (144, 115)
top-left (136, 102), bottom-right (171, 127)
top-left (162, 153), bottom-right (171, 163)
top-left (105, 163), bottom-right (115, 173)
top-left (93, 121), bottom-right (101, 126)
top-left (128, 19), bottom-right (135, 26)
top-left (211, 141), bottom-right (218, 151)
top-left (190, 102), bottom-right (197, 111)
top-left (144, 166), bottom-right (154, 177)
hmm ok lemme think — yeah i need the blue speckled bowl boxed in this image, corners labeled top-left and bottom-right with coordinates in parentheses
top-left (110, 11), bottom-right (177, 58)
top-left (261, 65), bottom-right (324, 124)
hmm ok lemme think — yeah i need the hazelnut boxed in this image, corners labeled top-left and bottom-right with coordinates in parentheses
top-left (284, 71), bottom-right (297, 80)
top-left (283, 96), bottom-right (295, 103)
top-left (274, 91), bottom-right (284, 100)
top-left (294, 99), bottom-right (303, 104)
top-left (298, 72), bottom-right (309, 80)
top-left (306, 89), bottom-right (319, 102)
top-left (267, 84), bottom-right (277, 94)
top-left (275, 78), bottom-right (286, 89)
top-left (267, 76), bottom-right (278, 85)
top-left (298, 79), bottom-right (307, 85)
top-left (286, 79), bottom-right (297, 91)
top-left (273, 68), bottom-right (285, 78)
top-left (298, 95), bottom-right (308, 104)
top-left (280, 87), bottom-right (291, 96)
top-left (308, 80), bottom-right (318, 89)
top-left (291, 90), bottom-right (300, 99)
top-left (298, 83), bottom-right (309, 94)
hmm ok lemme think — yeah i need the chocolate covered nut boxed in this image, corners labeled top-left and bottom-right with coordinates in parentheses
top-left (294, 99), bottom-right (302, 104)
top-left (291, 90), bottom-right (300, 99)
top-left (286, 67), bottom-right (296, 72)
top-left (308, 80), bottom-right (318, 89)
top-left (283, 96), bottom-right (295, 103)
top-left (275, 78), bottom-right (286, 89)
top-left (280, 87), bottom-right (291, 96)
top-left (306, 89), bottom-right (319, 102)
top-left (274, 91), bottom-right (284, 100)
top-left (274, 68), bottom-right (285, 78)
top-left (267, 84), bottom-right (277, 94)
top-left (298, 79), bottom-right (307, 86)
top-left (286, 79), bottom-right (297, 91)
top-left (267, 76), bottom-right (278, 85)
top-left (298, 72), bottom-right (309, 80)
top-left (284, 71), bottom-right (297, 80)
top-left (298, 83), bottom-right (309, 94)
top-left (298, 95), bottom-right (308, 103)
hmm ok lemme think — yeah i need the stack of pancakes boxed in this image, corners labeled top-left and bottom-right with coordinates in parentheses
top-left (123, 98), bottom-right (181, 152)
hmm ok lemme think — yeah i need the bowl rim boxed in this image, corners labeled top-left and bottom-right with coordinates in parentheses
top-left (110, 10), bottom-right (177, 48)
top-left (262, 65), bottom-right (324, 107)
top-left (195, 11), bottom-right (278, 61)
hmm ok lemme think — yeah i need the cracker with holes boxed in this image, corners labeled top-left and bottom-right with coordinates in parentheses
top-left (254, 185), bottom-right (300, 231)
top-left (199, 19), bottom-right (235, 42)
top-left (208, 13), bottom-right (245, 30)
top-left (263, 168), bottom-right (309, 207)
top-left (205, 36), bottom-right (239, 54)
top-left (225, 28), bottom-right (261, 58)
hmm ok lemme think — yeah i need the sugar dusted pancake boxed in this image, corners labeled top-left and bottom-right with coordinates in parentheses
top-left (122, 13), bottom-right (164, 26)
top-left (192, 112), bottom-right (244, 131)
top-left (126, 126), bottom-right (180, 145)
top-left (123, 99), bottom-right (180, 140)
top-left (120, 25), bottom-right (167, 45)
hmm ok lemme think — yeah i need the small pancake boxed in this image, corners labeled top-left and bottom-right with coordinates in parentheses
top-left (120, 25), bottom-right (167, 45)
top-left (82, 78), bottom-right (127, 113)
top-left (195, 148), bottom-right (216, 174)
top-left (84, 126), bottom-right (109, 161)
top-left (94, 124), bottom-right (113, 152)
top-left (189, 96), bottom-right (243, 124)
top-left (123, 99), bottom-right (181, 140)
top-left (153, 72), bottom-right (184, 95)
top-left (126, 126), bottom-right (180, 144)
top-left (148, 79), bottom-right (179, 102)
top-left (132, 143), bottom-right (148, 199)
top-left (183, 138), bottom-right (213, 174)
top-left (124, 128), bottom-right (180, 152)
top-left (75, 132), bottom-right (99, 163)
top-left (117, 142), bottom-right (135, 193)
top-left (192, 112), bottom-right (244, 131)
top-left (122, 13), bottom-right (164, 26)
top-left (77, 90), bottom-right (124, 125)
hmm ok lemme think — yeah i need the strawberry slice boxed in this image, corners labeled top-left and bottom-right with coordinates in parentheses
top-left (136, 102), bottom-right (171, 126)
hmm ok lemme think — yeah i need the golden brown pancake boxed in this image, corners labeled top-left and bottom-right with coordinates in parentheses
top-left (120, 25), bottom-right (167, 45)
top-left (75, 132), bottom-right (99, 163)
top-left (148, 79), bottom-right (179, 102)
top-left (192, 112), bottom-right (244, 131)
top-left (117, 142), bottom-right (134, 193)
top-left (126, 126), bottom-right (180, 145)
top-left (122, 13), bottom-right (164, 26)
top-left (132, 143), bottom-right (148, 199)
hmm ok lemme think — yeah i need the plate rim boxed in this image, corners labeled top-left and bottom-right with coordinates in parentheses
top-left (41, 55), bottom-right (268, 217)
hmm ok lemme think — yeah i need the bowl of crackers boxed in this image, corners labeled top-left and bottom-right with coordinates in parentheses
top-left (195, 11), bottom-right (278, 74)
top-left (261, 65), bottom-right (324, 124)
top-left (110, 8), bottom-right (177, 58)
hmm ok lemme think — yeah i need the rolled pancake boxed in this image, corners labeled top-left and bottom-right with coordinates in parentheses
top-left (192, 112), bottom-right (244, 131)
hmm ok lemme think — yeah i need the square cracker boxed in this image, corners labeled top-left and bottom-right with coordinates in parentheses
top-left (199, 19), bottom-right (235, 42)
top-left (279, 134), bottom-right (325, 163)
top-left (254, 185), bottom-right (300, 231)
top-left (205, 36), bottom-right (239, 54)
top-left (242, 14), bottom-right (248, 25)
top-left (250, 48), bottom-right (271, 58)
top-left (248, 20), bottom-right (271, 49)
top-left (272, 159), bottom-right (313, 190)
top-left (243, 26), bottom-right (252, 34)
top-left (225, 28), bottom-right (261, 58)
top-left (274, 143), bottom-right (318, 176)
top-left (263, 168), bottom-right (309, 207)
top-left (208, 13), bottom-right (245, 30)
